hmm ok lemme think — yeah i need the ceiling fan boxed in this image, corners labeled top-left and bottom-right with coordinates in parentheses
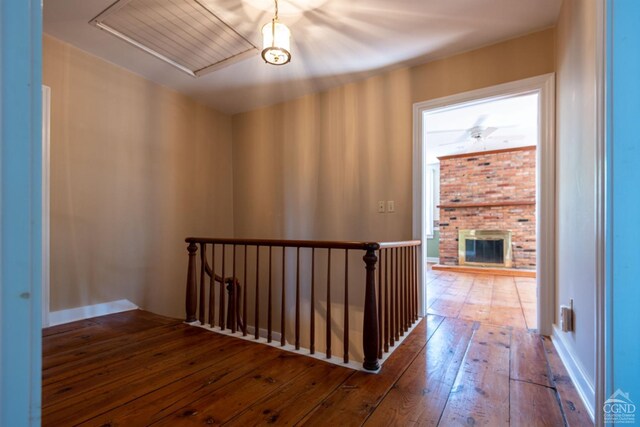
top-left (429, 115), bottom-right (524, 146)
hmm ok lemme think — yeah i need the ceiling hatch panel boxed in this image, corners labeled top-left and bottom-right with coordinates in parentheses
top-left (91, 0), bottom-right (257, 77)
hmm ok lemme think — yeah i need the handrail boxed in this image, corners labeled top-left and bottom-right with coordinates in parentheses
top-left (186, 237), bottom-right (380, 251)
top-left (184, 237), bottom-right (421, 371)
top-left (378, 240), bottom-right (421, 249)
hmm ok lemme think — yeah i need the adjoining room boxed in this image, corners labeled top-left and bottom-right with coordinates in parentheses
top-left (422, 93), bottom-right (540, 330)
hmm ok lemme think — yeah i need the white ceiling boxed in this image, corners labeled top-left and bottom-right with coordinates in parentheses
top-left (424, 92), bottom-right (539, 164)
top-left (43, 0), bottom-right (561, 114)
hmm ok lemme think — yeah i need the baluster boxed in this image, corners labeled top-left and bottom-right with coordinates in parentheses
top-left (255, 246), bottom-right (260, 340)
top-left (326, 248), bottom-right (332, 359)
top-left (185, 242), bottom-right (198, 322)
top-left (377, 249), bottom-right (383, 359)
top-left (415, 246), bottom-right (419, 321)
top-left (199, 243), bottom-right (206, 324)
top-left (281, 247), bottom-right (286, 347)
top-left (409, 246), bottom-right (415, 326)
top-left (412, 246), bottom-right (417, 322)
top-left (399, 247), bottom-right (404, 336)
top-left (310, 248), bottom-right (315, 355)
top-left (219, 244), bottom-right (226, 330)
top-left (389, 248), bottom-right (395, 347)
top-left (400, 248), bottom-right (405, 336)
top-left (404, 246), bottom-right (411, 332)
top-left (268, 246), bottom-right (273, 343)
top-left (344, 249), bottom-right (349, 364)
top-left (295, 247), bottom-right (301, 350)
top-left (209, 244), bottom-right (215, 327)
top-left (406, 247), bottom-right (410, 327)
top-left (362, 245), bottom-right (379, 371)
top-left (243, 245), bottom-right (248, 336)
top-left (403, 247), bottom-right (408, 333)
top-left (395, 247), bottom-right (400, 342)
top-left (385, 248), bottom-right (390, 351)
top-left (235, 280), bottom-right (241, 332)
top-left (231, 245), bottom-right (237, 333)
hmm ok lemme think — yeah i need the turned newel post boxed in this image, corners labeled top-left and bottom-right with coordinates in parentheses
top-left (362, 244), bottom-right (380, 371)
top-left (185, 241), bottom-right (198, 322)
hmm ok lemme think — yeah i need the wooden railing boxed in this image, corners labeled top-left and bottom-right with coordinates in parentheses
top-left (184, 237), bottom-right (421, 371)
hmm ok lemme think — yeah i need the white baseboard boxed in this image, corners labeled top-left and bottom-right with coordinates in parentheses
top-left (551, 325), bottom-right (596, 422)
top-left (245, 325), bottom-right (282, 342)
top-left (189, 317), bottom-right (424, 373)
top-left (189, 321), bottom-right (365, 371)
top-left (48, 299), bottom-right (139, 326)
top-left (426, 257), bottom-right (440, 263)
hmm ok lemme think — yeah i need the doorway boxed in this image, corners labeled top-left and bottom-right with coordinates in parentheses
top-left (412, 74), bottom-right (555, 335)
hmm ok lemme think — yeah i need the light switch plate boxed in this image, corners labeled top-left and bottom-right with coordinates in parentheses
top-left (387, 200), bottom-right (395, 213)
top-left (377, 201), bottom-right (386, 213)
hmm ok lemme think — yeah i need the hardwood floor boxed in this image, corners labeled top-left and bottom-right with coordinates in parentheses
top-left (426, 265), bottom-right (537, 330)
top-left (42, 310), bottom-right (592, 426)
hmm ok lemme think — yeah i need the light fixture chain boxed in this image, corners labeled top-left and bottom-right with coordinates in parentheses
top-left (275, 0), bottom-right (279, 20)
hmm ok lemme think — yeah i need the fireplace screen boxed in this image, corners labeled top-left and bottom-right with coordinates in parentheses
top-left (458, 230), bottom-right (512, 268)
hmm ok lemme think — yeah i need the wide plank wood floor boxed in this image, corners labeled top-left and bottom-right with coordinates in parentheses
top-left (426, 264), bottom-right (538, 330)
top-left (43, 310), bottom-right (592, 426)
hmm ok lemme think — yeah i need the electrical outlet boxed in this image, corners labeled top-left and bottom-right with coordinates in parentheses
top-left (560, 299), bottom-right (574, 332)
top-left (377, 201), bottom-right (386, 213)
top-left (387, 200), bottom-right (395, 213)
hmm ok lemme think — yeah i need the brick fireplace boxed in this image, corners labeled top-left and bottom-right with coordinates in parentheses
top-left (438, 146), bottom-right (536, 269)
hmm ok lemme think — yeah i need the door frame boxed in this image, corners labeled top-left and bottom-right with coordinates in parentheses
top-left (0, 0), bottom-right (43, 424)
top-left (42, 85), bottom-right (51, 328)
top-left (412, 73), bottom-right (556, 335)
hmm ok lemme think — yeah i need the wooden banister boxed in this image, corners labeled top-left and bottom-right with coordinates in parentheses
top-left (185, 242), bottom-right (198, 323)
top-left (184, 237), bottom-right (420, 371)
top-left (186, 237), bottom-right (381, 251)
top-left (362, 245), bottom-right (379, 371)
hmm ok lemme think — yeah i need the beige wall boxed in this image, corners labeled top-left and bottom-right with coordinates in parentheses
top-left (43, 35), bottom-right (234, 318)
top-left (43, 28), bottom-right (557, 360)
top-left (555, 0), bottom-right (597, 398)
top-left (232, 29), bottom-right (555, 243)
top-left (230, 30), bottom-right (555, 360)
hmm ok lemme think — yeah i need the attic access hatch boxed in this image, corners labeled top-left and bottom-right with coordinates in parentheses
top-left (91, 0), bottom-right (258, 77)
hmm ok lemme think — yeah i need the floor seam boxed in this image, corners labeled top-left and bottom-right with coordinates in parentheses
top-left (293, 370), bottom-right (358, 426)
top-left (510, 377), bottom-right (557, 390)
top-left (434, 322), bottom-right (478, 427)
top-left (359, 316), bottom-right (445, 426)
top-left (513, 279), bottom-right (531, 330)
top-left (540, 337), bottom-right (571, 427)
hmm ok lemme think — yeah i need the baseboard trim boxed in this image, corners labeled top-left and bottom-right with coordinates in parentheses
top-left (189, 316), bottom-right (424, 373)
top-left (432, 264), bottom-right (536, 278)
top-left (48, 299), bottom-right (139, 326)
top-left (426, 257), bottom-right (440, 263)
top-left (551, 325), bottom-right (596, 422)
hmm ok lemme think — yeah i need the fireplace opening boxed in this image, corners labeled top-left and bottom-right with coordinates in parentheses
top-left (458, 229), bottom-right (512, 268)
top-left (465, 239), bottom-right (504, 264)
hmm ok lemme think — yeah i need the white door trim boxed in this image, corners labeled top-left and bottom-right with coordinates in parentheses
top-left (0, 0), bottom-right (43, 422)
top-left (412, 73), bottom-right (556, 335)
top-left (595, 0), bottom-right (607, 423)
top-left (42, 85), bottom-right (51, 327)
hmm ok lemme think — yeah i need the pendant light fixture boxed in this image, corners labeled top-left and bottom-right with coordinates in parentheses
top-left (261, 0), bottom-right (291, 65)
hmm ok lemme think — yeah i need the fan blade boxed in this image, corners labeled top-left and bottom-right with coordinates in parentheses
top-left (482, 127), bottom-right (498, 138)
top-left (472, 114), bottom-right (489, 128)
top-left (486, 134), bottom-right (526, 141)
top-left (427, 128), bottom-right (469, 134)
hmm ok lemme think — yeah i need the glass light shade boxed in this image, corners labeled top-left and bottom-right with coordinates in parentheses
top-left (261, 20), bottom-right (291, 65)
